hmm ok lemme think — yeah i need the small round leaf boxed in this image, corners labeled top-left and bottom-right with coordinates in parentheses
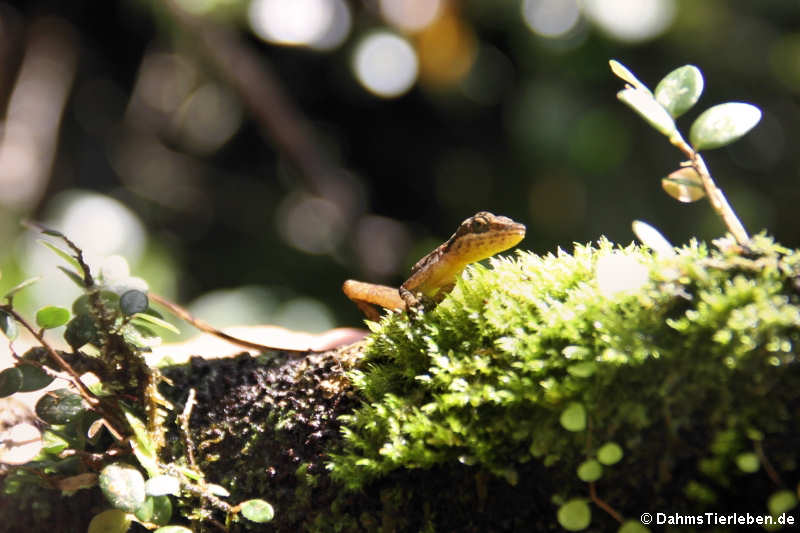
top-left (560, 402), bottom-right (587, 432)
top-left (617, 87), bottom-right (678, 139)
top-left (0, 367), bottom-right (23, 397)
top-left (99, 463), bottom-right (146, 513)
top-left (135, 495), bottom-right (172, 525)
top-left (735, 452), bottom-right (759, 473)
top-left (557, 499), bottom-right (591, 531)
top-left (120, 290), bottom-right (148, 316)
top-left (154, 527), bottom-right (193, 533)
top-left (689, 102), bottom-right (762, 151)
top-left (619, 520), bottom-right (651, 533)
top-left (41, 430), bottom-right (70, 455)
top-left (597, 442), bottom-right (624, 465)
top-left (64, 314), bottom-right (98, 350)
top-left (767, 490), bottom-right (797, 516)
top-left (567, 362), bottom-right (596, 378)
top-left (87, 509), bottom-right (131, 533)
top-left (17, 362), bottom-right (55, 392)
top-left (240, 499), bottom-right (275, 523)
top-left (662, 167), bottom-right (706, 203)
top-left (35, 388), bottom-right (86, 424)
top-left (577, 460), bottom-right (603, 482)
top-left (0, 310), bottom-right (18, 341)
top-left (655, 65), bottom-right (703, 118)
top-left (609, 60), bottom-right (650, 93)
top-left (35, 306), bottom-right (70, 329)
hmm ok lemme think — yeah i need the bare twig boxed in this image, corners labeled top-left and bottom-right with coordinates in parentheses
top-left (148, 292), bottom-right (305, 353)
top-left (589, 482), bottom-right (624, 523)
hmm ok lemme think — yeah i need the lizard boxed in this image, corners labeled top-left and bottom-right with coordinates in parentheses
top-left (342, 211), bottom-right (526, 320)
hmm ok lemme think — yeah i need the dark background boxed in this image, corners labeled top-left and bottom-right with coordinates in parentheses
top-left (0, 0), bottom-right (798, 334)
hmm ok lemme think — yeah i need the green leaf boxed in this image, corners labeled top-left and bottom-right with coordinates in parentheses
top-left (87, 509), bottom-right (131, 533)
top-left (557, 499), bottom-right (591, 531)
top-left (17, 362), bottom-right (55, 392)
top-left (58, 266), bottom-right (87, 288)
top-left (36, 306), bottom-right (71, 329)
top-left (41, 430), bottom-right (70, 455)
top-left (120, 290), bottom-right (149, 316)
top-left (735, 452), bottom-right (759, 473)
top-left (689, 102), bottom-right (762, 150)
top-left (0, 310), bottom-right (18, 341)
top-left (609, 60), bottom-right (651, 93)
top-left (768, 490), bottom-right (797, 516)
top-left (661, 167), bottom-right (706, 203)
top-left (3, 276), bottom-right (41, 299)
top-left (619, 520), bottom-right (651, 533)
top-left (35, 388), bottom-right (86, 424)
top-left (617, 87), bottom-right (678, 139)
top-left (0, 367), bottom-right (23, 397)
top-left (577, 459), bottom-right (603, 482)
top-left (597, 442), bottom-right (624, 465)
top-left (123, 409), bottom-right (159, 477)
top-left (560, 402), bottom-right (587, 432)
top-left (154, 527), bottom-right (193, 533)
top-left (240, 499), bottom-right (275, 523)
top-left (64, 314), bottom-right (98, 350)
top-left (131, 312), bottom-right (180, 335)
top-left (99, 463), bottom-right (146, 513)
top-left (37, 239), bottom-right (82, 272)
top-left (145, 475), bottom-right (181, 497)
top-left (73, 291), bottom-right (120, 316)
top-left (566, 362), bottom-right (596, 378)
top-left (134, 494), bottom-right (172, 525)
top-left (655, 65), bottom-right (703, 118)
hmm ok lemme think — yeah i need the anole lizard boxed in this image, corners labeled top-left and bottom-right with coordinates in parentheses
top-left (343, 211), bottom-right (526, 320)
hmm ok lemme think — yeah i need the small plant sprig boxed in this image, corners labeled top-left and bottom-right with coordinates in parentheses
top-left (610, 60), bottom-right (761, 246)
top-left (0, 224), bottom-right (275, 532)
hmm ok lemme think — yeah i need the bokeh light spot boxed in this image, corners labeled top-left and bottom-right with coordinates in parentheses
top-left (272, 297), bottom-right (335, 334)
top-left (521, 0), bottom-right (580, 38)
top-left (353, 32), bottom-right (418, 98)
top-left (380, 0), bottom-right (442, 33)
top-left (309, 0), bottom-right (352, 51)
top-left (353, 216), bottom-right (411, 278)
top-left (249, 0), bottom-right (334, 46)
top-left (416, 6), bottom-right (476, 87)
top-left (582, 0), bottom-right (675, 43)
top-left (173, 83), bottom-right (242, 154)
top-left (277, 194), bottom-right (345, 254)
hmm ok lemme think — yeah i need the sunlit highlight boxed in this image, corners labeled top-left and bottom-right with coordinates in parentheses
top-left (277, 194), bottom-right (345, 254)
top-left (353, 32), bottom-right (418, 98)
top-left (582, 0), bottom-right (675, 43)
top-left (416, 6), bottom-right (476, 87)
top-left (380, 0), bottom-right (442, 33)
top-left (521, 0), bottom-right (580, 38)
top-left (248, 0), bottom-right (334, 46)
top-left (310, 0), bottom-right (352, 51)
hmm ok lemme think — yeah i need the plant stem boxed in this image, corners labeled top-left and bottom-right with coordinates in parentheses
top-left (672, 138), bottom-right (749, 245)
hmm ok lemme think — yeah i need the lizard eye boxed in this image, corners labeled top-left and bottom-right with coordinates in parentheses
top-left (471, 216), bottom-right (489, 233)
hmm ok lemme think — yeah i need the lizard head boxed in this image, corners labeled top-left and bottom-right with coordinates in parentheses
top-left (445, 211), bottom-right (526, 263)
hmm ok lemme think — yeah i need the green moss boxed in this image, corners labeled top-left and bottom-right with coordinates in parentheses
top-left (329, 234), bottom-right (800, 522)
